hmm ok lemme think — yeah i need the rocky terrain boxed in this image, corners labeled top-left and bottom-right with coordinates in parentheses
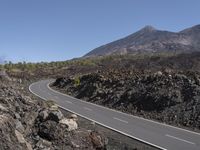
top-left (2, 51), bottom-right (200, 149)
top-left (84, 24), bottom-right (200, 57)
top-left (52, 69), bottom-right (200, 131)
top-left (0, 73), bottom-right (109, 150)
top-left (0, 69), bottom-right (158, 150)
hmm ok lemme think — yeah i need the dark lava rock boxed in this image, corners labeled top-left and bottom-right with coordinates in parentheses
top-left (53, 70), bottom-right (200, 130)
top-left (89, 131), bottom-right (108, 150)
top-left (38, 120), bottom-right (58, 141)
top-left (47, 110), bottom-right (63, 122)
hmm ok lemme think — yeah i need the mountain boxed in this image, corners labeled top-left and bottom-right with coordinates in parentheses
top-left (84, 24), bottom-right (200, 57)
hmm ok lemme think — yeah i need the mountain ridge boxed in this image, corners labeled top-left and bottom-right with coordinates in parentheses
top-left (84, 24), bottom-right (200, 57)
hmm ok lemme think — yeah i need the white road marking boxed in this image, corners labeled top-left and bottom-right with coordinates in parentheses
top-left (29, 81), bottom-right (168, 150)
top-left (84, 107), bottom-right (92, 111)
top-left (45, 82), bottom-right (200, 137)
top-left (165, 134), bottom-right (195, 145)
top-left (113, 117), bottom-right (128, 124)
top-left (46, 81), bottom-right (200, 135)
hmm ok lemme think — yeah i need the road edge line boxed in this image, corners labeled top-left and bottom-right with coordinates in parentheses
top-left (46, 80), bottom-right (200, 136)
top-left (29, 81), bottom-right (167, 150)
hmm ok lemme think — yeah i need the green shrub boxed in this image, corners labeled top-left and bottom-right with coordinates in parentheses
top-left (46, 100), bottom-right (56, 108)
top-left (74, 76), bottom-right (81, 87)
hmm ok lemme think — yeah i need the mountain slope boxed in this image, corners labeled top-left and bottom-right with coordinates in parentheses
top-left (84, 25), bottom-right (200, 57)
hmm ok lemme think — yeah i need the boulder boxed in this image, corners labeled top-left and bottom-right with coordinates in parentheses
top-left (38, 120), bottom-right (57, 141)
top-left (70, 114), bottom-right (78, 121)
top-left (59, 118), bottom-right (78, 131)
top-left (15, 130), bottom-right (26, 144)
top-left (14, 113), bottom-right (21, 120)
top-left (0, 104), bottom-right (8, 112)
top-left (15, 120), bottom-right (25, 133)
top-left (47, 110), bottom-right (63, 122)
top-left (38, 110), bottom-right (49, 121)
top-left (15, 130), bottom-right (33, 150)
top-left (89, 131), bottom-right (108, 149)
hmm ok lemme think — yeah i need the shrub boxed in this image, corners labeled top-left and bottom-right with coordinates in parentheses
top-left (46, 100), bottom-right (56, 108)
top-left (74, 76), bottom-right (81, 87)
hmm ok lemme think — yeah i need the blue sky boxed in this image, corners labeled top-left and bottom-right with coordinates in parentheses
top-left (0, 0), bottom-right (199, 62)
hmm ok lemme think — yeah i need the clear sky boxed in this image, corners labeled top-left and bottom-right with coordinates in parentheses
top-left (0, 0), bottom-right (199, 62)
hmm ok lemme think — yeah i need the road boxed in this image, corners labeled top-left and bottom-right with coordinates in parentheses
top-left (29, 79), bottom-right (200, 150)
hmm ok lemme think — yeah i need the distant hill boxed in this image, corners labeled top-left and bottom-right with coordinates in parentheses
top-left (84, 25), bottom-right (200, 57)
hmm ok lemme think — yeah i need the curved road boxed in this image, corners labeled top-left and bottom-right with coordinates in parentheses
top-left (29, 79), bottom-right (200, 150)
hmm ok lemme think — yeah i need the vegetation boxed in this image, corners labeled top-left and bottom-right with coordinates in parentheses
top-left (74, 76), bottom-right (81, 87)
top-left (46, 100), bottom-right (57, 109)
top-left (2, 51), bottom-right (199, 78)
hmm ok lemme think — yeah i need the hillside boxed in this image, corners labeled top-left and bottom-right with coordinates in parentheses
top-left (1, 60), bottom-right (157, 150)
top-left (84, 25), bottom-right (200, 57)
top-left (51, 52), bottom-right (200, 131)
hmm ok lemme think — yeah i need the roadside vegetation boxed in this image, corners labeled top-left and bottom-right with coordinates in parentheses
top-left (0, 51), bottom-right (190, 73)
top-left (1, 51), bottom-right (200, 81)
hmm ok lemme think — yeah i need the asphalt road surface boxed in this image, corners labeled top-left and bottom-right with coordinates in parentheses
top-left (29, 79), bottom-right (200, 150)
